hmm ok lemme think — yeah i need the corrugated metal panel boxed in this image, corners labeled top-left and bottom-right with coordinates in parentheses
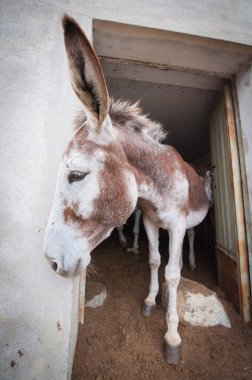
top-left (224, 86), bottom-right (251, 323)
top-left (209, 87), bottom-right (250, 322)
top-left (210, 95), bottom-right (237, 260)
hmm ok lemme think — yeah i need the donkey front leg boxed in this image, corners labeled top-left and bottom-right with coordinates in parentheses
top-left (165, 218), bottom-right (186, 364)
top-left (187, 227), bottom-right (196, 272)
top-left (142, 216), bottom-right (160, 317)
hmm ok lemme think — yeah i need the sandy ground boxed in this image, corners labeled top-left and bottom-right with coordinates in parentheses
top-left (72, 226), bottom-right (252, 380)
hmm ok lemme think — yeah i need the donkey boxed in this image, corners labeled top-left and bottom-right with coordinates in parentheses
top-left (118, 170), bottom-right (213, 269)
top-left (117, 125), bottom-right (167, 255)
top-left (44, 15), bottom-right (209, 364)
top-left (117, 204), bottom-right (142, 254)
top-left (186, 169), bottom-right (213, 272)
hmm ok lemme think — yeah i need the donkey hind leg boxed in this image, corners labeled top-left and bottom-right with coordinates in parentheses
top-left (187, 228), bottom-right (196, 272)
top-left (142, 216), bottom-right (160, 317)
top-left (165, 217), bottom-right (187, 364)
top-left (128, 208), bottom-right (142, 255)
top-left (117, 226), bottom-right (127, 248)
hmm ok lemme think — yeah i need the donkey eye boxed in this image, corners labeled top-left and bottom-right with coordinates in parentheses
top-left (68, 171), bottom-right (88, 184)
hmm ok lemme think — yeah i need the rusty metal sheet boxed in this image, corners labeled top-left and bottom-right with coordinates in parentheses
top-left (210, 95), bottom-right (237, 258)
top-left (217, 247), bottom-right (240, 312)
top-left (224, 86), bottom-right (251, 323)
top-left (209, 86), bottom-right (250, 323)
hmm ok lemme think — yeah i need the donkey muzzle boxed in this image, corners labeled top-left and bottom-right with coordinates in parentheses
top-left (45, 253), bottom-right (83, 277)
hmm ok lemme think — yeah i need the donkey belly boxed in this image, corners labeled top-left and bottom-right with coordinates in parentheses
top-left (186, 205), bottom-right (208, 229)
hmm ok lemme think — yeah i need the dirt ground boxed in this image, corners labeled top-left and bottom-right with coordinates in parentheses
top-left (72, 226), bottom-right (252, 380)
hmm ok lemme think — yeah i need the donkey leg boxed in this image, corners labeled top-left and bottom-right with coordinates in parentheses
top-left (142, 216), bottom-right (160, 317)
top-left (117, 226), bottom-right (127, 248)
top-left (132, 208), bottom-right (142, 254)
top-left (127, 208), bottom-right (142, 254)
top-left (165, 218), bottom-right (186, 364)
top-left (187, 228), bottom-right (196, 272)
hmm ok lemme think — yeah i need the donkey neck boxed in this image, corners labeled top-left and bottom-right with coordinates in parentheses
top-left (115, 126), bottom-right (183, 204)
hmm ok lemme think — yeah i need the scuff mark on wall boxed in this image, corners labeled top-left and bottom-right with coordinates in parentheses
top-left (57, 321), bottom-right (63, 331)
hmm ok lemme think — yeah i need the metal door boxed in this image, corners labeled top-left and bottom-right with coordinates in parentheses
top-left (209, 86), bottom-right (250, 322)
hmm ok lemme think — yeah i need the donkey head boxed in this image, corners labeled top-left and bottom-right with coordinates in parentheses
top-left (44, 15), bottom-right (138, 277)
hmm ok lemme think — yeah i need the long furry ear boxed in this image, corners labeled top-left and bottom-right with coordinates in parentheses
top-left (62, 14), bottom-right (109, 131)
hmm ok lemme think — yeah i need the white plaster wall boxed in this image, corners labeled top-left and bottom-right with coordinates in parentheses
top-left (74, 0), bottom-right (252, 45)
top-left (1, 1), bottom-right (252, 379)
top-left (0, 2), bottom-right (92, 379)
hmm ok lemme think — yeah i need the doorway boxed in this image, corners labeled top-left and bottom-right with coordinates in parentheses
top-left (92, 18), bottom-right (251, 317)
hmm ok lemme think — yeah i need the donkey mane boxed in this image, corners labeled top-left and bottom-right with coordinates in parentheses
top-left (74, 98), bottom-right (168, 143)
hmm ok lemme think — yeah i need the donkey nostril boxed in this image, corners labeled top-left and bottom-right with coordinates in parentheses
top-left (52, 261), bottom-right (58, 271)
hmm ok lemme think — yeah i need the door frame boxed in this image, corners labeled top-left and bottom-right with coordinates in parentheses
top-left (92, 19), bottom-right (252, 322)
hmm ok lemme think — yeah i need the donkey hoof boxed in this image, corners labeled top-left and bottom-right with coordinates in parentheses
top-left (133, 251), bottom-right (139, 259)
top-left (165, 343), bottom-right (181, 364)
top-left (190, 266), bottom-right (197, 273)
top-left (142, 303), bottom-right (156, 317)
top-left (126, 247), bottom-right (139, 255)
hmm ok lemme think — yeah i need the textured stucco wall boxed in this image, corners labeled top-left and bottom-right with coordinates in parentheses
top-left (88, 0), bottom-right (252, 45)
top-left (0, 3), bottom-right (91, 379)
top-left (0, 1), bottom-right (252, 379)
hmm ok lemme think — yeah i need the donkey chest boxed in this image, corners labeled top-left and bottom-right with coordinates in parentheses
top-left (139, 198), bottom-right (179, 229)
top-left (138, 173), bottom-right (189, 228)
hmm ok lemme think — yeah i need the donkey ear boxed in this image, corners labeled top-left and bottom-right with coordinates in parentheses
top-left (62, 14), bottom-right (109, 131)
